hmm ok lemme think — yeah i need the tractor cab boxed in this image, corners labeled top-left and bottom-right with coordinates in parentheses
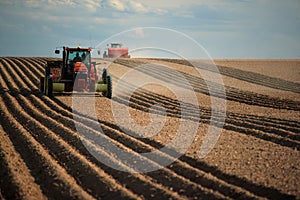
top-left (103, 43), bottom-right (130, 58)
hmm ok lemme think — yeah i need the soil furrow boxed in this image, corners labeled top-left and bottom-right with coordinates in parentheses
top-left (0, 125), bottom-right (46, 200)
top-left (117, 92), bottom-right (300, 150)
top-left (151, 59), bottom-right (300, 94)
top-left (52, 94), bottom-right (296, 199)
top-left (1, 58), bottom-right (188, 199)
top-left (21, 78), bottom-right (277, 199)
top-left (0, 66), bottom-right (142, 199)
top-left (21, 93), bottom-right (187, 200)
top-left (111, 76), bottom-right (300, 148)
top-left (15, 57), bottom-right (44, 78)
top-left (1, 58), bottom-right (38, 91)
top-left (0, 96), bottom-right (94, 200)
top-left (5, 58), bottom-right (240, 199)
top-left (1, 58), bottom-right (182, 199)
top-left (115, 59), bottom-right (300, 111)
top-left (0, 57), bottom-right (298, 199)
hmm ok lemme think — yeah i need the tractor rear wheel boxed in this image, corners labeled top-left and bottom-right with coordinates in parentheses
top-left (102, 68), bottom-right (107, 83)
top-left (46, 76), bottom-right (53, 98)
top-left (103, 75), bottom-right (112, 99)
top-left (39, 77), bottom-right (45, 93)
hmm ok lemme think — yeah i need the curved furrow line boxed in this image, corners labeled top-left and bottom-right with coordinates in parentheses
top-left (26, 96), bottom-right (224, 199)
top-left (0, 96), bottom-right (95, 200)
top-left (30, 57), bottom-right (48, 70)
top-left (112, 78), bottom-right (300, 150)
top-left (2, 58), bottom-right (38, 91)
top-left (12, 57), bottom-right (41, 86)
top-left (3, 57), bottom-right (300, 150)
top-left (1, 58), bottom-right (184, 199)
top-left (47, 93), bottom-right (294, 198)
top-left (119, 95), bottom-right (300, 149)
top-left (152, 59), bottom-right (300, 94)
top-left (113, 77), bottom-right (300, 142)
top-left (135, 86), bottom-right (300, 131)
top-left (3, 57), bottom-right (210, 198)
top-left (14, 75), bottom-right (279, 199)
top-left (152, 61), bottom-right (300, 111)
top-left (0, 58), bottom-right (147, 199)
top-left (117, 91), bottom-right (300, 150)
top-left (0, 59), bottom-right (20, 90)
top-left (30, 92), bottom-right (256, 199)
top-left (124, 83), bottom-right (300, 135)
top-left (113, 74), bottom-right (300, 130)
top-left (22, 94), bottom-right (191, 200)
top-left (2, 57), bottom-right (298, 198)
top-left (18, 57), bottom-right (45, 77)
top-left (9, 58), bottom-right (257, 199)
top-left (40, 87), bottom-right (293, 198)
top-left (3, 93), bottom-right (144, 200)
top-left (0, 72), bottom-right (146, 199)
top-left (0, 79), bottom-right (46, 200)
top-left (115, 59), bottom-right (300, 111)
top-left (29, 96), bottom-right (255, 199)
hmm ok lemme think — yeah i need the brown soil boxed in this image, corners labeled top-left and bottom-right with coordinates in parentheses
top-left (0, 57), bottom-right (299, 199)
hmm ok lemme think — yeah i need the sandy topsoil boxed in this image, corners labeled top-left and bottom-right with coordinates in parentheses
top-left (0, 57), bottom-right (299, 199)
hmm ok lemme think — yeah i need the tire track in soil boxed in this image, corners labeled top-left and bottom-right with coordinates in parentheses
top-left (0, 57), bottom-right (296, 199)
top-left (114, 59), bottom-right (300, 111)
top-left (151, 58), bottom-right (300, 94)
top-left (2, 57), bottom-right (230, 199)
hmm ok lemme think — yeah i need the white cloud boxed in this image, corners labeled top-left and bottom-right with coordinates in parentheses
top-left (81, 0), bottom-right (102, 12)
top-left (128, 1), bottom-right (148, 13)
top-left (105, 0), bottom-right (166, 14)
top-left (4, 0), bottom-right (100, 12)
top-left (107, 0), bottom-right (126, 11)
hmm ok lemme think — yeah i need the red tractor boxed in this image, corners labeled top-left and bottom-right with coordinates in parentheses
top-left (103, 43), bottom-right (130, 58)
top-left (40, 46), bottom-right (112, 98)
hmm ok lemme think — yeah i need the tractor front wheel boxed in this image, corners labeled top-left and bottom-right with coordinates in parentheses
top-left (45, 76), bottom-right (53, 98)
top-left (102, 75), bottom-right (112, 99)
top-left (39, 77), bottom-right (45, 93)
top-left (102, 68), bottom-right (108, 83)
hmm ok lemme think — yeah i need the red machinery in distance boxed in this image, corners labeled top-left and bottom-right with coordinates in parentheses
top-left (103, 43), bottom-right (130, 58)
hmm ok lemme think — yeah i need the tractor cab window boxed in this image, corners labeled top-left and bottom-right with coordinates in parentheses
top-left (81, 52), bottom-right (90, 63)
top-left (68, 51), bottom-right (90, 63)
top-left (111, 43), bottom-right (122, 48)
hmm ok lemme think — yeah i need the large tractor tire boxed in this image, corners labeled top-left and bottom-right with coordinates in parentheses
top-left (45, 76), bottom-right (53, 98)
top-left (39, 77), bottom-right (45, 93)
top-left (102, 68), bottom-right (108, 84)
top-left (102, 75), bottom-right (112, 99)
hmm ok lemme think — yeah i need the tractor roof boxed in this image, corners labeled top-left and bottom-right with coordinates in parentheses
top-left (65, 46), bottom-right (91, 52)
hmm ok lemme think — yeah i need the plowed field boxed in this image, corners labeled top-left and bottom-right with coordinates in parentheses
top-left (0, 57), bottom-right (299, 199)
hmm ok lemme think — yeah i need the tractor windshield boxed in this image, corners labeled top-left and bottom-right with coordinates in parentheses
top-left (68, 51), bottom-right (90, 63)
top-left (111, 43), bottom-right (122, 48)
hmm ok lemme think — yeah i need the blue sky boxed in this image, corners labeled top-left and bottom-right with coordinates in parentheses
top-left (0, 0), bottom-right (299, 58)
